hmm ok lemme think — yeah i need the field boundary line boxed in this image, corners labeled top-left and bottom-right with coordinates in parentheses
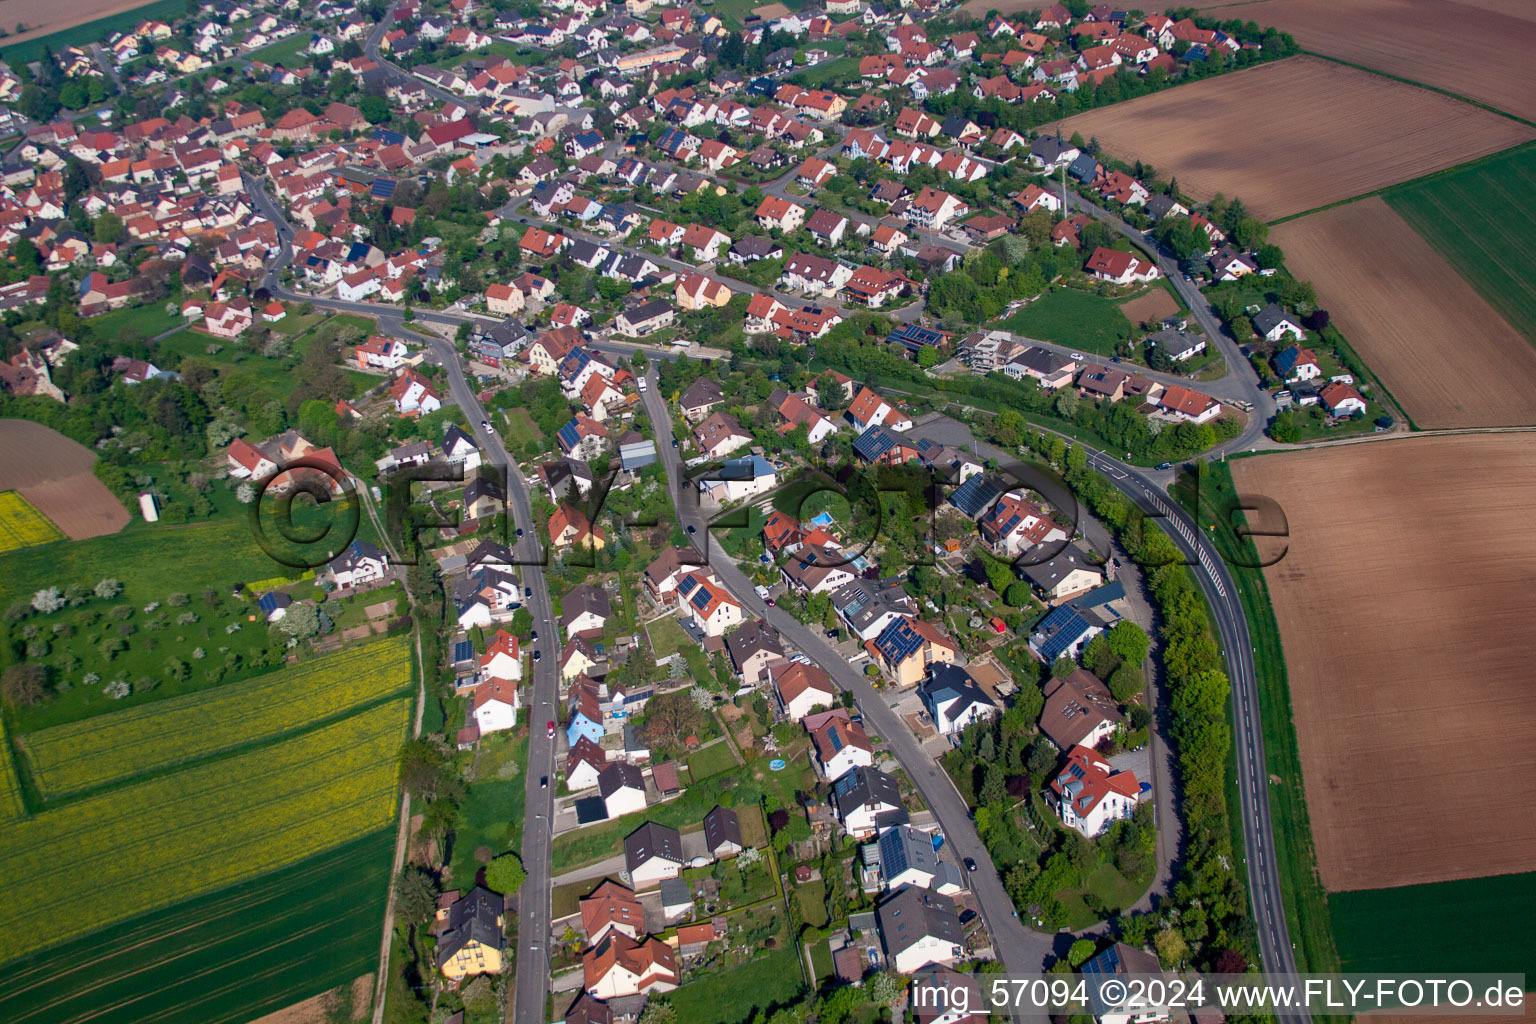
top-left (1266, 138), bottom-right (1536, 226)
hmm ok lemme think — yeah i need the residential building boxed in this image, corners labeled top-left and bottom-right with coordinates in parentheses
top-left (726, 619), bottom-right (788, 687)
top-left (583, 932), bottom-right (678, 999)
top-left (675, 571), bottom-right (745, 637)
top-left (919, 664), bottom-right (999, 735)
top-left (1047, 745), bottom-right (1142, 837)
top-left (832, 765), bottom-right (907, 838)
top-left (877, 885), bottom-right (964, 974)
top-left (581, 879), bottom-right (644, 944)
top-left (624, 821), bottom-right (686, 888)
top-left (771, 661), bottom-right (838, 721)
top-left (435, 887), bottom-right (507, 981)
top-left (703, 805), bottom-right (744, 858)
top-left (809, 708), bottom-right (875, 780)
top-left (599, 761), bottom-right (648, 818)
top-left (1040, 668), bottom-right (1124, 752)
top-left (865, 616), bottom-right (958, 688)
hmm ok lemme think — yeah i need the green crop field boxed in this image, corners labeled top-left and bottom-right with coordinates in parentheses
top-left (787, 56), bottom-right (860, 88)
top-left (0, 0), bottom-right (181, 63)
top-left (21, 637), bottom-right (412, 797)
top-left (0, 698), bottom-right (408, 963)
top-left (998, 287), bottom-right (1134, 356)
top-left (0, 828), bottom-right (394, 1024)
top-left (1331, 871), bottom-right (1536, 977)
top-left (1385, 147), bottom-right (1536, 341)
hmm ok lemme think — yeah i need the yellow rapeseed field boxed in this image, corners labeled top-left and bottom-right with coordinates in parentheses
top-left (0, 717), bottom-right (26, 824)
top-left (0, 698), bottom-right (410, 964)
top-left (24, 637), bottom-right (413, 798)
top-left (0, 491), bottom-right (64, 554)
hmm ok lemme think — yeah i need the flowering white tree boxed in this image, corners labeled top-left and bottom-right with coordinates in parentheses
top-left (32, 588), bottom-right (64, 613)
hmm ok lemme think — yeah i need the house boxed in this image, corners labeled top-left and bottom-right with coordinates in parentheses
top-left (1029, 135), bottom-right (1080, 172)
top-left (567, 678), bottom-right (607, 747)
top-left (561, 583), bottom-right (611, 639)
top-left (598, 761), bottom-right (648, 818)
top-left (692, 411), bottom-right (751, 459)
top-left (853, 425), bottom-right (920, 466)
top-left (1029, 604), bottom-right (1109, 663)
top-left (391, 369), bottom-right (442, 415)
top-left (877, 825), bottom-right (963, 896)
top-left (1084, 246), bottom-right (1160, 285)
top-left (624, 821), bottom-right (685, 888)
top-left (558, 413), bottom-right (609, 460)
top-left (675, 571), bottom-right (745, 637)
top-left (809, 708), bottom-right (874, 780)
top-left (756, 195), bottom-right (806, 233)
top-left (1019, 546), bottom-right (1103, 602)
top-left (1320, 381), bottom-right (1367, 417)
top-left (680, 224), bottom-right (731, 262)
top-left (645, 546), bottom-right (707, 605)
top-left (581, 879), bottom-right (645, 944)
top-left (550, 503), bottom-right (606, 552)
top-left (441, 426), bottom-right (481, 471)
top-left (679, 378), bottom-right (724, 423)
top-left (910, 967), bottom-right (988, 1024)
top-left (328, 540), bottom-right (389, 589)
top-left (842, 267), bottom-right (907, 308)
top-left (781, 253), bottom-right (852, 297)
top-left (486, 282), bottom-right (524, 315)
top-left (567, 736), bottom-right (607, 791)
top-left (480, 629), bottom-right (522, 682)
top-left (675, 273), bottom-right (732, 311)
top-left (1040, 668), bottom-right (1124, 751)
top-left (726, 619), bottom-right (788, 688)
top-left (774, 392), bottom-right (838, 443)
top-left (1274, 344), bottom-right (1322, 381)
top-left (905, 187), bottom-right (968, 230)
top-left (527, 327), bottom-right (583, 375)
top-left (470, 675), bottom-right (520, 736)
top-left (979, 493), bottom-right (1067, 558)
top-left (1047, 745), bottom-right (1142, 837)
top-left (919, 664), bottom-right (999, 736)
top-left (561, 637), bottom-right (603, 682)
top-left (698, 455), bottom-right (777, 502)
top-left (355, 334), bottom-right (410, 371)
top-left (832, 578), bottom-right (916, 642)
top-left (435, 887), bottom-right (507, 981)
top-left (806, 208), bottom-right (850, 247)
top-left (1145, 328), bottom-right (1206, 363)
top-left (1155, 385), bottom-right (1223, 425)
top-left (780, 544), bottom-right (856, 596)
top-left (583, 931), bottom-right (678, 998)
top-left (865, 616), bottom-right (958, 689)
top-left (771, 661), bottom-right (837, 721)
top-left (847, 386), bottom-right (912, 432)
top-left (703, 805), bottom-right (744, 858)
top-left (832, 765), bottom-right (907, 838)
top-left (1210, 247), bottom-right (1258, 281)
top-left (463, 476), bottom-right (506, 520)
top-left (615, 299), bottom-right (676, 338)
top-left (877, 885), bottom-right (964, 974)
top-left (1253, 303), bottom-right (1306, 342)
top-left (1081, 943), bottom-right (1169, 1024)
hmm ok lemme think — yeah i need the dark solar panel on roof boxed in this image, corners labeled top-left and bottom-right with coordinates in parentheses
top-left (370, 178), bottom-right (397, 198)
top-left (453, 639), bottom-right (474, 662)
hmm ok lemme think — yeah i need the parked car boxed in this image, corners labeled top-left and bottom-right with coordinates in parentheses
top-left (964, 857), bottom-right (977, 872)
top-left (546, 721), bottom-right (555, 738)
top-left (540, 776), bottom-right (548, 789)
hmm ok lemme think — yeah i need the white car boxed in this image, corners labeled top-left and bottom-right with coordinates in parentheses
top-left (638, 378), bottom-right (648, 392)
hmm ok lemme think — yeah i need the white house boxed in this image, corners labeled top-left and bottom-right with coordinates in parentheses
top-left (599, 761), bottom-right (648, 818)
top-left (567, 736), bottom-right (606, 791)
top-left (623, 822), bottom-right (685, 889)
top-left (328, 540), bottom-right (389, 589)
top-left (479, 629), bottom-right (522, 682)
top-left (1253, 303), bottom-right (1306, 342)
top-left (919, 665), bottom-right (1000, 736)
top-left (470, 676), bottom-right (520, 735)
top-left (441, 425), bottom-right (482, 471)
top-left (675, 572), bottom-right (745, 638)
top-left (771, 661), bottom-right (838, 721)
top-left (809, 709), bottom-right (874, 780)
top-left (1084, 246), bottom-right (1161, 285)
top-left (698, 454), bottom-right (777, 503)
top-left (847, 386), bottom-right (912, 433)
top-left (832, 765), bottom-right (907, 838)
top-left (1047, 745), bottom-right (1143, 838)
top-left (877, 885), bottom-right (965, 974)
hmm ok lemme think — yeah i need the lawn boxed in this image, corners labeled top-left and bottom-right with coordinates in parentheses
top-left (1385, 146), bottom-right (1536, 341)
top-left (795, 880), bottom-right (829, 928)
top-left (1330, 871), bottom-right (1536, 977)
top-left (0, 491), bottom-right (64, 553)
top-left (447, 727), bottom-right (530, 888)
top-left (770, 472), bottom-right (840, 517)
top-left (646, 614), bottom-right (692, 661)
top-left (787, 56), bottom-right (860, 88)
top-left (1055, 861), bottom-right (1152, 930)
top-left (686, 739), bottom-right (738, 781)
top-left (662, 947), bottom-right (807, 1024)
top-left (245, 32), bottom-right (313, 68)
top-left (0, 698), bottom-right (409, 964)
top-left (997, 287), bottom-right (1134, 356)
top-left (20, 637), bottom-right (412, 797)
top-left (809, 939), bottom-right (834, 983)
top-left (0, 827), bottom-right (393, 1024)
top-left (84, 302), bottom-right (183, 341)
top-left (499, 407), bottom-right (543, 456)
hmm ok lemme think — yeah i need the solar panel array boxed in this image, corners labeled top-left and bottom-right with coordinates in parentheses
top-left (949, 475), bottom-right (1002, 518)
top-left (875, 618), bottom-right (923, 663)
top-left (453, 639), bottom-right (474, 663)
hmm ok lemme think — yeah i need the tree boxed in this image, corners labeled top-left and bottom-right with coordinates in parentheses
top-left (869, 971), bottom-right (904, 1008)
top-left (359, 94), bottom-right (390, 123)
top-left (639, 1003), bottom-right (679, 1024)
top-left (1153, 927), bottom-right (1189, 968)
top-left (393, 866), bottom-right (439, 924)
top-left (1108, 663), bottom-right (1144, 703)
top-left (32, 587), bottom-right (64, 613)
top-left (93, 213), bottom-right (125, 245)
top-left (460, 976), bottom-right (496, 1015)
top-left (1, 663), bottom-right (48, 708)
top-left (1068, 938), bottom-right (1098, 966)
top-left (1106, 620), bottom-right (1149, 666)
top-left (1051, 655), bottom-right (1077, 679)
top-left (1027, 740), bottom-right (1058, 779)
top-left (917, 345), bottom-right (943, 369)
top-left (94, 578), bottom-right (122, 599)
top-left (640, 689), bottom-right (706, 749)
top-left (485, 851), bottom-right (526, 893)
top-left (279, 602), bottom-right (321, 639)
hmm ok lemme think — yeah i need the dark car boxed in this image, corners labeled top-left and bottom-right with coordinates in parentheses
top-left (533, 650), bottom-right (541, 661)
top-left (516, 527), bottom-right (524, 536)
top-left (530, 630), bottom-right (537, 641)
top-left (525, 587), bottom-right (533, 598)
top-left (964, 857), bottom-right (977, 872)
top-left (540, 776), bottom-right (548, 789)
top-left (765, 597), bottom-right (775, 606)
top-left (1156, 462), bottom-right (1173, 470)
top-left (686, 524), bottom-right (696, 534)
top-left (671, 439), bottom-right (678, 448)
top-left (959, 908), bottom-right (978, 925)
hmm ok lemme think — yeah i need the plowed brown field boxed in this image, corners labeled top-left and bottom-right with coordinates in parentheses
top-left (1233, 436), bottom-right (1536, 892)
top-left (1189, 0), bottom-right (1536, 121)
top-left (1271, 199), bottom-right (1536, 428)
top-left (1049, 57), bottom-right (1534, 221)
top-left (0, 419), bottom-right (128, 540)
